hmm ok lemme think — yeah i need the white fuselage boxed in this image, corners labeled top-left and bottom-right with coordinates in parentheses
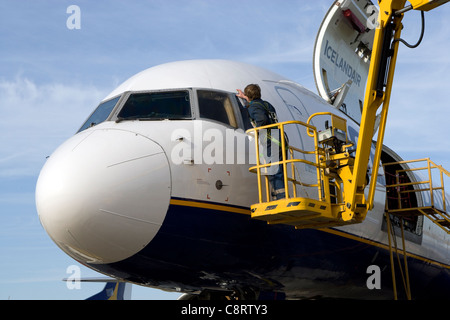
top-left (36, 60), bottom-right (450, 299)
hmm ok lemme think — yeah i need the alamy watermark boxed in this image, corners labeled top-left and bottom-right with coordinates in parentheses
top-left (365, 5), bottom-right (379, 30)
top-left (66, 5), bottom-right (81, 30)
top-left (66, 265), bottom-right (81, 290)
top-left (366, 265), bottom-right (381, 290)
top-left (170, 122), bottom-right (280, 175)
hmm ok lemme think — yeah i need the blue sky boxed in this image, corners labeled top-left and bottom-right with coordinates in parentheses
top-left (1, 0), bottom-right (449, 300)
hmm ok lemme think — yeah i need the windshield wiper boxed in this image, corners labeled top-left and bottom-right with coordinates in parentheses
top-left (115, 116), bottom-right (140, 123)
top-left (115, 116), bottom-right (164, 123)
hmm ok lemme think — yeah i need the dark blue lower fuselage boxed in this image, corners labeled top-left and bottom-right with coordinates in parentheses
top-left (89, 198), bottom-right (450, 300)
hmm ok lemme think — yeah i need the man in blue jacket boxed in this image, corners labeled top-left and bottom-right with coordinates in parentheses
top-left (237, 84), bottom-right (286, 200)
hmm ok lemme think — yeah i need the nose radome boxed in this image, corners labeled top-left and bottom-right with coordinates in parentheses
top-left (36, 129), bottom-right (171, 264)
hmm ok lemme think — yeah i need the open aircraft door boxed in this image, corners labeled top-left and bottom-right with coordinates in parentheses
top-left (313, 0), bottom-right (378, 124)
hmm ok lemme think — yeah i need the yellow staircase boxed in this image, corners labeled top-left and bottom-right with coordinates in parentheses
top-left (383, 158), bottom-right (450, 300)
top-left (383, 158), bottom-right (450, 234)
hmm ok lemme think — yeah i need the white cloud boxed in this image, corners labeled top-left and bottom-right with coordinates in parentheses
top-left (0, 77), bottom-right (108, 177)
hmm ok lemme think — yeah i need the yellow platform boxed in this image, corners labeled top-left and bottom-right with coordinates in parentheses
top-left (251, 197), bottom-right (350, 229)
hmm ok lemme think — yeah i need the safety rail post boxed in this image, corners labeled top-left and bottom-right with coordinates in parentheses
top-left (313, 129), bottom-right (325, 202)
top-left (385, 212), bottom-right (398, 300)
top-left (427, 158), bottom-right (434, 208)
top-left (253, 128), bottom-right (263, 203)
top-left (430, 159), bottom-right (448, 213)
top-left (265, 176), bottom-right (270, 203)
top-left (396, 169), bottom-right (401, 210)
top-left (399, 217), bottom-right (412, 300)
top-left (289, 147), bottom-right (297, 198)
top-left (280, 123), bottom-right (289, 199)
top-left (441, 168), bottom-right (446, 212)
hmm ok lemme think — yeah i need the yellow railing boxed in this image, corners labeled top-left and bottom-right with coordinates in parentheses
top-left (383, 158), bottom-right (450, 213)
top-left (383, 157), bottom-right (450, 300)
top-left (247, 112), bottom-right (351, 206)
top-left (247, 120), bottom-right (323, 204)
top-left (247, 114), bottom-right (373, 228)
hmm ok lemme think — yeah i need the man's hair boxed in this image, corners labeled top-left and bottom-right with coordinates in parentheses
top-left (244, 84), bottom-right (261, 101)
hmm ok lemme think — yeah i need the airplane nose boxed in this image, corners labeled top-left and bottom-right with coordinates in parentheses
top-left (36, 129), bottom-right (171, 264)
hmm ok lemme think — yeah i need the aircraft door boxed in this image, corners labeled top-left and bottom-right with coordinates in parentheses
top-left (274, 86), bottom-right (318, 197)
top-left (275, 85), bottom-right (311, 150)
top-left (275, 86), bottom-right (310, 122)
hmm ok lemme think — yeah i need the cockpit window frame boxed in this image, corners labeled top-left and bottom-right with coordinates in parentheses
top-left (77, 94), bottom-right (124, 133)
top-left (79, 88), bottom-right (250, 131)
top-left (193, 88), bottom-right (248, 131)
top-left (111, 89), bottom-right (195, 122)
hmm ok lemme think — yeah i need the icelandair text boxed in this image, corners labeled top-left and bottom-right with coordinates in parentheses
top-left (323, 39), bottom-right (362, 87)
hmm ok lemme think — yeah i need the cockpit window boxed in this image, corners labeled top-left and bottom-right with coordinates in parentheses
top-left (197, 90), bottom-right (237, 128)
top-left (235, 96), bottom-right (253, 130)
top-left (78, 96), bottom-right (120, 133)
top-left (117, 91), bottom-right (191, 121)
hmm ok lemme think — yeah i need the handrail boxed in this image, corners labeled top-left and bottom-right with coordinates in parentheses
top-left (246, 120), bottom-right (323, 204)
top-left (383, 158), bottom-right (449, 213)
top-left (306, 112), bottom-right (349, 139)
